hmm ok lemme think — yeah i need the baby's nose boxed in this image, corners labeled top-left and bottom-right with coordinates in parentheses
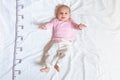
top-left (62, 13), bottom-right (65, 16)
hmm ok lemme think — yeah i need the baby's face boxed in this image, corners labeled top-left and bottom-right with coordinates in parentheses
top-left (56, 7), bottom-right (70, 21)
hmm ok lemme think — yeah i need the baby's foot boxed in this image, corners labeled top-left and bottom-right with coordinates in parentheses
top-left (40, 67), bottom-right (50, 72)
top-left (54, 64), bottom-right (60, 72)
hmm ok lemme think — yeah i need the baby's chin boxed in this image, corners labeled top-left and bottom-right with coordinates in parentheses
top-left (59, 19), bottom-right (69, 22)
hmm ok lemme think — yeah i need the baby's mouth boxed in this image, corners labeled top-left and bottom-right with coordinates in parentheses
top-left (62, 17), bottom-right (65, 19)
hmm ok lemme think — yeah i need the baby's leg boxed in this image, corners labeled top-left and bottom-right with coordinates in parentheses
top-left (54, 63), bottom-right (60, 72)
top-left (40, 67), bottom-right (50, 72)
top-left (40, 42), bottom-right (58, 72)
top-left (54, 41), bottom-right (73, 72)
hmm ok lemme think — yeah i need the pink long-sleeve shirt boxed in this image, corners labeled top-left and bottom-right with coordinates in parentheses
top-left (45, 18), bottom-right (79, 41)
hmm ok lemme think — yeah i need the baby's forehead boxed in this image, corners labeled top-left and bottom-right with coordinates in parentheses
top-left (55, 5), bottom-right (71, 13)
top-left (58, 7), bottom-right (70, 12)
top-left (59, 7), bottom-right (69, 10)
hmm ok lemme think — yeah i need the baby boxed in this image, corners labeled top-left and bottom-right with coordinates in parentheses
top-left (39, 4), bottom-right (86, 72)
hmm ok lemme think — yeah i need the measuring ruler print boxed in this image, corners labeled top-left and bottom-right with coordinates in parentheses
top-left (12, 0), bottom-right (24, 80)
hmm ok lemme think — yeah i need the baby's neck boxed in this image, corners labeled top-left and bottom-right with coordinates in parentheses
top-left (58, 19), bottom-right (70, 22)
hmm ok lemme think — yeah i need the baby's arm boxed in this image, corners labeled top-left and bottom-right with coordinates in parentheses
top-left (78, 23), bottom-right (86, 30)
top-left (39, 19), bottom-right (56, 30)
top-left (39, 25), bottom-right (47, 30)
top-left (70, 18), bottom-right (86, 30)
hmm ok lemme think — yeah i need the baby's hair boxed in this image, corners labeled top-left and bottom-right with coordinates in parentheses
top-left (55, 4), bottom-right (71, 17)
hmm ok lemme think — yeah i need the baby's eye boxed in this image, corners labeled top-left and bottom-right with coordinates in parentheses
top-left (60, 12), bottom-right (63, 14)
top-left (65, 13), bottom-right (67, 14)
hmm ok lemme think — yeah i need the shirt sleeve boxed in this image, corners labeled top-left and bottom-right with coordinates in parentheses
top-left (70, 18), bottom-right (79, 29)
top-left (45, 19), bottom-right (56, 29)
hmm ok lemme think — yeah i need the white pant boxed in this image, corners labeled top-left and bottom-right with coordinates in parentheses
top-left (45, 40), bottom-right (73, 67)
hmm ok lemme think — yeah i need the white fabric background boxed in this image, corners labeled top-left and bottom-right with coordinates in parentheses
top-left (0, 0), bottom-right (120, 80)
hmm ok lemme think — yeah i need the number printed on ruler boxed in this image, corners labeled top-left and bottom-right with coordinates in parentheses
top-left (12, 0), bottom-right (24, 80)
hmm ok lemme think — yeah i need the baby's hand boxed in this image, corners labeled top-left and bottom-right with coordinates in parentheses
top-left (39, 25), bottom-right (46, 29)
top-left (78, 23), bottom-right (86, 30)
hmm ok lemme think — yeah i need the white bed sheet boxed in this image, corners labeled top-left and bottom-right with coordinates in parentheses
top-left (0, 0), bottom-right (120, 80)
